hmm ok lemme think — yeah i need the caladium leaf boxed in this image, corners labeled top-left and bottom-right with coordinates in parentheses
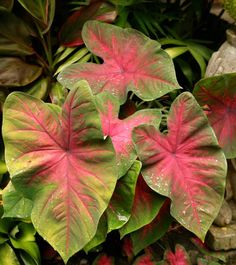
top-left (131, 200), bottom-right (173, 255)
top-left (92, 254), bottom-right (114, 265)
top-left (17, 0), bottom-right (55, 33)
top-left (106, 161), bottom-right (141, 233)
top-left (119, 175), bottom-right (165, 238)
top-left (133, 92), bottom-right (227, 241)
top-left (193, 73), bottom-right (236, 158)
top-left (3, 80), bottom-right (117, 262)
top-left (58, 21), bottom-right (180, 104)
top-left (133, 254), bottom-right (156, 265)
top-left (95, 92), bottom-right (161, 177)
top-left (59, 1), bottom-right (117, 47)
top-left (164, 245), bottom-right (190, 265)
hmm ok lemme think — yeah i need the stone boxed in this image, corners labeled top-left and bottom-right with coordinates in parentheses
top-left (205, 30), bottom-right (236, 77)
top-left (229, 200), bottom-right (236, 221)
top-left (206, 223), bottom-right (236, 251)
top-left (214, 200), bottom-right (232, 227)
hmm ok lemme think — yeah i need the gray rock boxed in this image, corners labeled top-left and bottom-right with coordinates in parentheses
top-left (205, 30), bottom-right (236, 77)
top-left (206, 223), bottom-right (236, 251)
top-left (214, 200), bottom-right (232, 227)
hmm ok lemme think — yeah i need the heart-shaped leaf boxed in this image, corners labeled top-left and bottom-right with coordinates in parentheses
top-left (3, 80), bottom-right (117, 262)
top-left (0, 57), bottom-right (42, 87)
top-left (164, 245), bottom-right (190, 265)
top-left (120, 175), bottom-right (165, 238)
top-left (58, 21), bottom-right (180, 104)
top-left (59, 1), bottom-right (117, 47)
top-left (17, 0), bottom-right (55, 33)
top-left (193, 73), bottom-right (236, 159)
top-left (131, 200), bottom-right (173, 255)
top-left (133, 92), bottom-right (227, 241)
top-left (106, 161), bottom-right (141, 232)
top-left (95, 92), bottom-right (161, 177)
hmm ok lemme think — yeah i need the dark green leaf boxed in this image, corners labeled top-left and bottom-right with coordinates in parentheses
top-left (0, 7), bottom-right (33, 55)
top-left (0, 57), bottom-right (42, 87)
top-left (17, 0), bottom-right (55, 33)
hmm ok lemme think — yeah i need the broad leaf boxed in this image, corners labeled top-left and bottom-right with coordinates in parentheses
top-left (133, 92), bottom-right (227, 241)
top-left (120, 175), bottom-right (165, 238)
top-left (95, 92), bottom-right (161, 177)
top-left (0, 7), bottom-right (33, 55)
top-left (3, 80), bottom-right (117, 262)
top-left (58, 21), bottom-right (180, 104)
top-left (131, 200), bottom-right (173, 255)
top-left (17, 0), bottom-right (55, 33)
top-left (59, 1), bottom-right (117, 47)
top-left (24, 77), bottom-right (49, 100)
top-left (164, 245), bottom-right (190, 265)
top-left (193, 73), bottom-right (236, 158)
top-left (106, 161), bottom-right (141, 232)
top-left (0, 57), bottom-right (42, 87)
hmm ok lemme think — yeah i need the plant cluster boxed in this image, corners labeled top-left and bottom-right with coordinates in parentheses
top-left (0, 0), bottom-right (234, 265)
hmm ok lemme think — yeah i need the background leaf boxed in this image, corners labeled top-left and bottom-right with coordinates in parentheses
top-left (0, 57), bottom-right (42, 87)
top-left (193, 73), bottom-right (236, 158)
top-left (17, 0), bottom-right (55, 33)
top-left (106, 161), bottom-right (141, 232)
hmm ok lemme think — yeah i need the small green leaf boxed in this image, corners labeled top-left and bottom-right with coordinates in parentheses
top-left (84, 214), bottom-right (107, 253)
top-left (0, 243), bottom-right (21, 265)
top-left (106, 161), bottom-right (141, 232)
top-left (24, 77), bottom-right (49, 100)
top-left (3, 182), bottom-right (32, 219)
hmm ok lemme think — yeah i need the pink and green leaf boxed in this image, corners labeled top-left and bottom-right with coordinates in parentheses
top-left (131, 200), bottom-right (173, 255)
top-left (193, 73), bottom-right (236, 158)
top-left (164, 245), bottom-right (190, 265)
top-left (95, 92), bottom-right (161, 177)
top-left (2, 80), bottom-right (117, 262)
top-left (59, 1), bottom-right (117, 47)
top-left (133, 253), bottom-right (156, 265)
top-left (58, 21), bottom-right (180, 104)
top-left (119, 175), bottom-right (165, 238)
top-left (106, 160), bottom-right (141, 232)
top-left (133, 92), bottom-right (227, 241)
